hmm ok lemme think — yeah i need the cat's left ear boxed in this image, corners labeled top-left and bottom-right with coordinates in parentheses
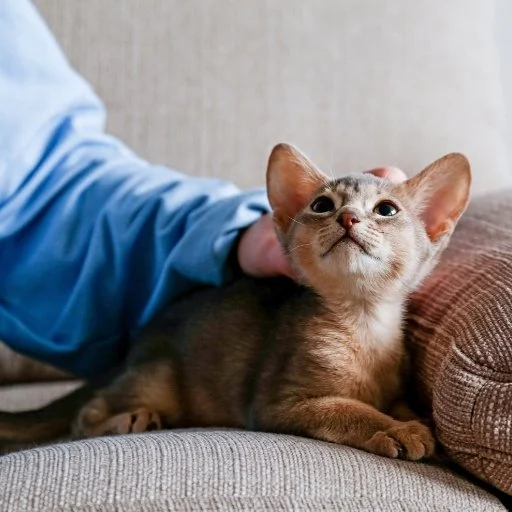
top-left (401, 153), bottom-right (471, 242)
top-left (267, 143), bottom-right (329, 233)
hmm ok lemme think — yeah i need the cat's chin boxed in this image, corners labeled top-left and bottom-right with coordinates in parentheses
top-left (322, 236), bottom-right (376, 258)
top-left (323, 238), bottom-right (382, 274)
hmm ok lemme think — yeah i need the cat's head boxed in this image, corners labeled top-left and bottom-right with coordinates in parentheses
top-left (267, 143), bottom-right (471, 299)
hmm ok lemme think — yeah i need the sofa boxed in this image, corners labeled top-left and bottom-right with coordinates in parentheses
top-left (1, 1), bottom-right (512, 510)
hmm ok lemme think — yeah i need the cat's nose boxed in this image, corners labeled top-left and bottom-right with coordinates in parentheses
top-left (338, 211), bottom-right (360, 230)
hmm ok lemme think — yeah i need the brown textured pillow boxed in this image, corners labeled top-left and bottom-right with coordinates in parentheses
top-left (407, 189), bottom-right (512, 495)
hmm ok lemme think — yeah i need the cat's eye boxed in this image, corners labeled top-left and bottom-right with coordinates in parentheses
top-left (374, 201), bottom-right (399, 217)
top-left (311, 196), bottom-right (335, 213)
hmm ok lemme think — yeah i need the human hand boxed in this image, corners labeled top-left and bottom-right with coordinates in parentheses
top-left (237, 166), bottom-right (407, 279)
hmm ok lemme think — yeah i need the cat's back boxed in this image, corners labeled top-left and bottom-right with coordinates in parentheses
top-left (167, 275), bottom-right (305, 334)
top-left (133, 275), bottom-right (315, 367)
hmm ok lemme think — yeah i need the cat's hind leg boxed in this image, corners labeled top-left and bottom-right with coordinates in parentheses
top-left (75, 398), bottom-right (162, 437)
top-left (74, 362), bottom-right (181, 438)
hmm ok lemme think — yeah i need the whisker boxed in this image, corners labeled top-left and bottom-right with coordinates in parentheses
top-left (288, 243), bottom-right (313, 254)
top-left (288, 216), bottom-right (307, 227)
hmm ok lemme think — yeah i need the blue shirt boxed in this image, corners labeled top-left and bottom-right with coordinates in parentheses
top-left (0, 0), bottom-right (270, 378)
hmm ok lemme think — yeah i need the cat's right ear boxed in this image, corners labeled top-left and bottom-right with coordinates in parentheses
top-left (267, 143), bottom-right (329, 233)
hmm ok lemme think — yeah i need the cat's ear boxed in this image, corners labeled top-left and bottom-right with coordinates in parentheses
top-left (401, 153), bottom-right (471, 242)
top-left (267, 143), bottom-right (329, 233)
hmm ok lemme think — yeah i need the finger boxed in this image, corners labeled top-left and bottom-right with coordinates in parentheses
top-left (366, 166), bottom-right (407, 184)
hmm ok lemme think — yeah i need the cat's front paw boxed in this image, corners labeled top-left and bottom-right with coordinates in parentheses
top-left (364, 421), bottom-right (435, 461)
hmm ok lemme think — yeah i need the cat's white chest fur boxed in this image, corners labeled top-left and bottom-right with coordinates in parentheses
top-left (356, 301), bottom-right (403, 350)
top-left (311, 300), bottom-right (405, 409)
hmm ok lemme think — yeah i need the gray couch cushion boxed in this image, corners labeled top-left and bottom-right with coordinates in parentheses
top-left (0, 430), bottom-right (504, 511)
top-left (0, 381), bottom-right (81, 412)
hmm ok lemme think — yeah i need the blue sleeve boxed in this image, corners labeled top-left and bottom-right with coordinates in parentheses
top-left (0, 0), bottom-right (270, 378)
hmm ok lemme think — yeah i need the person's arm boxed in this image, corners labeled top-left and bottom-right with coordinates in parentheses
top-left (0, 0), bottom-right (270, 377)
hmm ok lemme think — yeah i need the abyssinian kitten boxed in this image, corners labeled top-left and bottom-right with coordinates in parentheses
top-left (0, 144), bottom-right (471, 460)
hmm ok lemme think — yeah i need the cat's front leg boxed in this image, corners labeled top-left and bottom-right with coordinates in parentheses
top-left (262, 396), bottom-right (435, 461)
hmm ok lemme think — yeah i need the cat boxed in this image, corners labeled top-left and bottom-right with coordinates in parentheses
top-left (0, 143), bottom-right (471, 460)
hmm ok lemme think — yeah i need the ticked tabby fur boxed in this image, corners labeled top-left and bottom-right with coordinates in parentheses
top-left (0, 144), bottom-right (471, 460)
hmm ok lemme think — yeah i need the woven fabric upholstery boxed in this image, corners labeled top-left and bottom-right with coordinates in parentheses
top-left (0, 430), bottom-right (505, 511)
top-left (407, 190), bottom-right (512, 495)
